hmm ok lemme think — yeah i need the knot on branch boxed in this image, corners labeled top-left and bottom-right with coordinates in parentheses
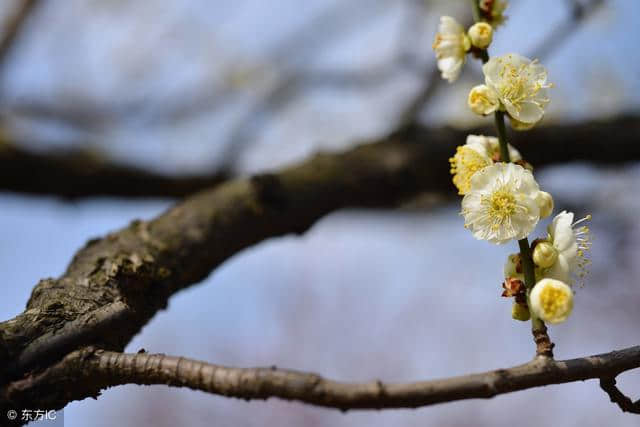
top-left (532, 324), bottom-right (554, 358)
top-left (89, 251), bottom-right (168, 307)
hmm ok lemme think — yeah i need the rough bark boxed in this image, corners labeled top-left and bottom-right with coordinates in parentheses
top-left (0, 129), bottom-right (453, 386)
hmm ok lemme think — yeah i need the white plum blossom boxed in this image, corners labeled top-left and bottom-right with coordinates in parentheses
top-left (483, 53), bottom-right (552, 125)
top-left (432, 16), bottom-right (471, 83)
top-left (449, 144), bottom-right (492, 195)
top-left (530, 278), bottom-right (573, 324)
top-left (461, 162), bottom-right (542, 244)
top-left (449, 135), bottom-right (522, 195)
top-left (538, 211), bottom-right (591, 285)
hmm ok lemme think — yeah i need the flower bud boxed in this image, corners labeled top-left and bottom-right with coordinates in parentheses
top-left (468, 84), bottom-right (499, 116)
top-left (533, 241), bottom-right (558, 268)
top-left (530, 278), bottom-right (573, 324)
top-left (536, 191), bottom-right (554, 219)
top-left (468, 22), bottom-right (493, 49)
top-left (511, 303), bottom-right (530, 321)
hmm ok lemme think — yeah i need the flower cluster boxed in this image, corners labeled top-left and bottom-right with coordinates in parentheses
top-left (503, 211), bottom-right (591, 323)
top-left (435, 1), bottom-right (591, 329)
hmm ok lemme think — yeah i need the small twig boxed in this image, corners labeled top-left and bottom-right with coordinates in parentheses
top-left (528, 0), bottom-right (605, 62)
top-left (0, 0), bottom-right (38, 70)
top-left (600, 377), bottom-right (640, 414)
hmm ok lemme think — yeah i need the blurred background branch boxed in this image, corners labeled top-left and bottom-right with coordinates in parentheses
top-left (0, 113), bottom-right (637, 198)
top-left (0, 0), bottom-right (37, 73)
top-left (0, 0), bottom-right (609, 201)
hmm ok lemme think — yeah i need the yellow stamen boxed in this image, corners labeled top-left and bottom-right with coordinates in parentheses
top-left (539, 285), bottom-right (570, 318)
top-left (449, 146), bottom-right (491, 195)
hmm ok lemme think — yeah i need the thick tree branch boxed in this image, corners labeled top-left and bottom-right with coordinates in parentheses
top-left (0, 128), bottom-right (455, 384)
top-left (4, 346), bottom-right (640, 413)
top-left (1, 114), bottom-right (639, 199)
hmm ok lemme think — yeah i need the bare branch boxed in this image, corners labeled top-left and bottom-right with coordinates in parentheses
top-left (4, 345), bottom-right (640, 413)
top-left (528, 0), bottom-right (605, 62)
top-left (600, 377), bottom-right (640, 414)
top-left (0, 141), bottom-right (228, 198)
top-left (1, 114), bottom-right (639, 199)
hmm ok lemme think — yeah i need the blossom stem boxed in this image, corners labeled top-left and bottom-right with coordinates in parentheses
top-left (494, 70), bottom-right (552, 358)
top-left (470, 0), bottom-right (553, 358)
top-left (469, 1), bottom-right (489, 63)
top-left (471, 0), bottom-right (481, 23)
top-left (517, 238), bottom-right (536, 290)
top-left (478, 49), bottom-right (489, 63)
top-left (494, 111), bottom-right (510, 163)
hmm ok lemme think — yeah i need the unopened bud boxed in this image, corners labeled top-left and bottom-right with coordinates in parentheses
top-left (536, 191), bottom-right (554, 219)
top-left (533, 241), bottom-right (558, 268)
top-left (468, 22), bottom-right (493, 49)
top-left (512, 303), bottom-right (530, 321)
top-left (468, 84), bottom-right (499, 116)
